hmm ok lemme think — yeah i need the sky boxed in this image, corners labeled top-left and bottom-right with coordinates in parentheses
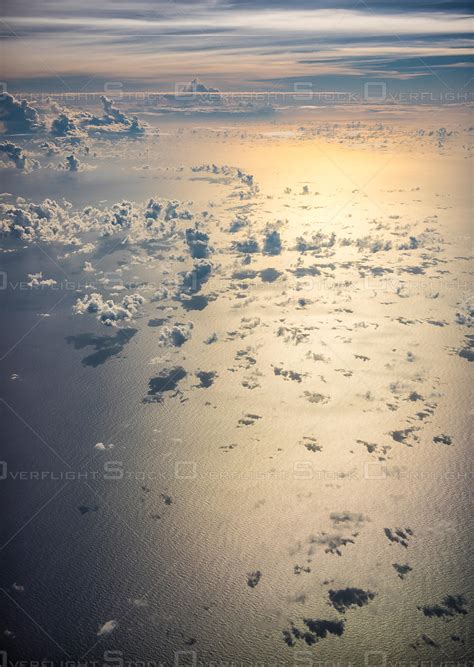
top-left (0, 0), bottom-right (472, 93)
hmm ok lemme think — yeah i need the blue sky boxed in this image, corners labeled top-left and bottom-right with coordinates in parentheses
top-left (1, 0), bottom-right (472, 92)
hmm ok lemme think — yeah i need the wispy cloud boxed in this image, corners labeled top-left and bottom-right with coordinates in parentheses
top-left (2, 1), bottom-right (473, 90)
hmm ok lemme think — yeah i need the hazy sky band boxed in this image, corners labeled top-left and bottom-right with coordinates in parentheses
top-left (1, 0), bottom-right (473, 91)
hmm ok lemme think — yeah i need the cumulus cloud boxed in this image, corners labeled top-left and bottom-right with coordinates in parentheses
top-left (0, 141), bottom-right (26, 169)
top-left (27, 272), bottom-right (57, 287)
top-left (0, 141), bottom-right (38, 171)
top-left (455, 297), bottom-right (474, 328)
top-left (296, 231), bottom-right (336, 253)
top-left (51, 112), bottom-right (77, 137)
top-left (0, 93), bottom-right (44, 134)
top-left (356, 236), bottom-right (392, 253)
top-left (101, 95), bottom-right (129, 123)
top-left (233, 237), bottom-right (260, 254)
top-left (64, 154), bottom-right (80, 172)
top-left (94, 442), bottom-right (114, 450)
top-left (185, 227), bottom-right (210, 258)
top-left (191, 164), bottom-right (256, 193)
top-left (86, 96), bottom-right (145, 137)
top-left (181, 260), bottom-right (213, 293)
top-left (45, 97), bottom-right (147, 141)
top-left (97, 620), bottom-right (117, 636)
top-left (0, 196), bottom-right (189, 245)
top-left (263, 229), bottom-right (282, 255)
top-left (73, 292), bottom-right (145, 327)
top-left (180, 79), bottom-right (220, 94)
top-left (159, 321), bottom-right (193, 347)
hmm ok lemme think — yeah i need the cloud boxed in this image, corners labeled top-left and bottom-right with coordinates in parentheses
top-left (73, 292), bottom-right (145, 327)
top-left (94, 442), bottom-right (114, 450)
top-left (5, 5), bottom-right (471, 92)
top-left (0, 93), bottom-right (43, 134)
top-left (0, 195), bottom-right (190, 245)
top-left (181, 260), bottom-right (213, 293)
top-left (65, 154), bottom-right (80, 172)
top-left (26, 272), bottom-right (57, 287)
top-left (185, 227), bottom-right (210, 258)
top-left (85, 96), bottom-right (146, 137)
top-left (51, 112), bottom-right (77, 137)
top-left (263, 229), bottom-right (282, 255)
top-left (455, 296), bottom-right (474, 328)
top-left (233, 237), bottom-right (260, 254)
top-left (0, 141), bottom-right (27, 169)
top-left (47, 97), bottom-right (147, 140)
top-left (296, 231), bottom-right (336, 253)
top-left (101, 95), bottom-right (129, 123)
top-left (180, 78), bottom-right (220, 94)
top-left (97, 620), bottom-right (118, 636)
top-left (0, 198), bottom-right (81, 242)
top-left (159, 321), bottom-right (193, 347)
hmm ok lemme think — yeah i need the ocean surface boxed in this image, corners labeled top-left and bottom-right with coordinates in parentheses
top-left (1, 117), bottom-right (473, 664)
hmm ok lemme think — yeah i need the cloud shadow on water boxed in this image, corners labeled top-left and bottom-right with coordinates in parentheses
top-left (66, 328), bottom-right (138, 367)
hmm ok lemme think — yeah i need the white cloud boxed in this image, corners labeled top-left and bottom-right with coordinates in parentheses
top-left (97, 620), bottom-right (117, 636)
top-left (73, 292), bottom-right (145, 326)
top-left (27, 272), bottom-right (57, 287)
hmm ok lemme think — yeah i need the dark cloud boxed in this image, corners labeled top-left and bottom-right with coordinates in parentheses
top-left (0, 141), bottom-right (27, 169)
top-left (85, 96), bottom-right (146, 136)
top-left (263, 229), bottom-right (282, 256)
top-left (0, 93), bottom-right (43, 134)
top-left (65, 154), bottom-right (80, 172)
top-left (181, 260), bottom-right (213, 293)
top-left (159, 322), bottom-right (193, 347)
top-left (185, 227), bottom-right (210, 259)
top-left (51, 112), bottom-right (77, 136)
top-left (233, 237), bottom-right (260, 254)
top-left (180, 78), bottom-right (220, 94)
top-left (259, 268), bottom-right (282, 282)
